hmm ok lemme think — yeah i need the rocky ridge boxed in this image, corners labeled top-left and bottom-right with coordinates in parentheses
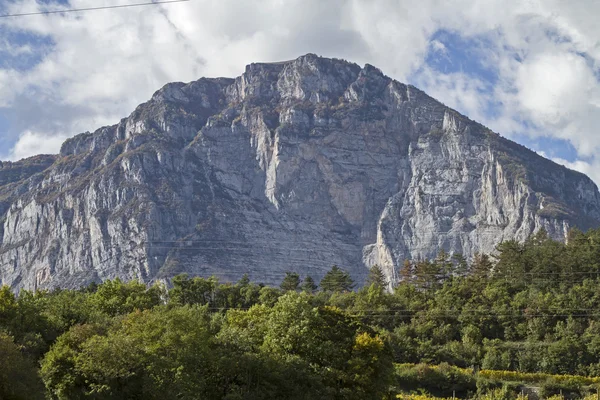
top-left (1, 54), bottom-right (599, 290)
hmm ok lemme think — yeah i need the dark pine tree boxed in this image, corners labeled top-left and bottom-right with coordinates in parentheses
top-left (366, 264), bottom-right (388, 288)
top-left (471, 252), bottom-right (493, 279)
top-left (301, 276), bottom-right (318, 293)
top-left (399, 259), bottom-right (414, 284)
top-left (280, 272), bottom-right (301, 292)
top-left (320, 265), bottom-right (355, 293)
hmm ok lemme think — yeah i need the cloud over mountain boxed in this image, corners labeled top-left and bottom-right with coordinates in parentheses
top-left (1, 0), bottom-right (600, 183)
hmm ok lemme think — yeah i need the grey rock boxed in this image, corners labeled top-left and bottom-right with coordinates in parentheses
top-left (1, 54), bottom-right (599, 290)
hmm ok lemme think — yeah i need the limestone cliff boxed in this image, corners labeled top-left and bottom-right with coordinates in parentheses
top-left (2, 54), bottom-right (599, 290)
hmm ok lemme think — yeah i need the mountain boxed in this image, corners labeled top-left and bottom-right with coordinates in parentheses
top-left (1, 54), bottom-right (599, 291)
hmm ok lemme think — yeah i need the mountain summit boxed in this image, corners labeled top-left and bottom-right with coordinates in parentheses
top-left (2, 54), bottom-right (599, 290)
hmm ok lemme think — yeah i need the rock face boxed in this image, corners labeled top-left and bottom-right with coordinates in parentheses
top-left (2, 54), bottom-right (600, 290)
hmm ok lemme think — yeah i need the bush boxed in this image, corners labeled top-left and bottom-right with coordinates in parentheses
top-left (476, 377), bottom-right (503, 395)
top-left (540, 378), bottom-right (583, 400)
top-left (394, 363), bottom-right (476, 398)
top-left (0, 333), bottom-right (45, 400)
top-left (479, 370), bottom-right (600, 386)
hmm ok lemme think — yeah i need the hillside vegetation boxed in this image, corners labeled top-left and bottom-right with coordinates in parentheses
top-left (3, 228), bottom-right (600, 398)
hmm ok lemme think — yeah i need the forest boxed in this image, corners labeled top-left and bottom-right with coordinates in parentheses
top-left (4, 228), bottom-right (600, 399)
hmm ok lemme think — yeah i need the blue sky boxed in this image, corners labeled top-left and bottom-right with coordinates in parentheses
top-left (417, 28), bottom-right (581, 162)
top-left (0, 0), bottom-right (599, 182)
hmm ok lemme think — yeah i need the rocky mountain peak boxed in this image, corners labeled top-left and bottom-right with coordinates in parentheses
top-left (1, 54), bottom-right (600, 291)
top-left (226, 54), bottom-right (362, 105)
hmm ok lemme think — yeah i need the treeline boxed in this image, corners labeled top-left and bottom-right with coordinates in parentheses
top-left (0, 268), bottom-right (388, 400)
top-left (3, 228), bottom-right (600, 399)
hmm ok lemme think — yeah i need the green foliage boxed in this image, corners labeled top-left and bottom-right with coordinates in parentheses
top-left (393, 363), bottom-right (476, 398)
top-left (258, 286), bottom-right (282, 307)
top-left (4, 228), bottom-right (600, 397)
top-left (320, 265), bottom-right (355, 293)
top-left (42, 306), bottom-right (217, 399)
top-left (40, 293), bottom-right (392, 399)
top-left (366, 264), bottom-right (388, 288)
top-left (478, 369), bottom-right (600, 386)
top-left (280, 272), bottom-right (301, 292)
top-left (170, 274), bottom-right (218, 306)
top-left (540, 378), bottom-right (584, 399)
top-left (0, 333), bottom-right (45, 400)
top-left (170, 274), bottom-right (262, 309)
top-left (261, 294), bottom-right (358, 369)
top-left (90, 278), bottom-right (163, 316)
top-left (40, 323), bottom-right (107, 399)
top-left (301, 275), bottom-right (318, 293)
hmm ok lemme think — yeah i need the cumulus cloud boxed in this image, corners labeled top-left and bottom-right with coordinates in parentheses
top-left (514, 52), bottom-right (600, 156)
top-left (0, 0), bottom-right (377, 159)
top-left (2, 0), bottom-right (600, 185)
top-left (8, 130), bottom-right (68, 161)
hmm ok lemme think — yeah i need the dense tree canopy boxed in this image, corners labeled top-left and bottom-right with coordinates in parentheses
top-left (3, 228), bottom-right (600, 398)
top-left (0, 333), bottom-right (45, 400)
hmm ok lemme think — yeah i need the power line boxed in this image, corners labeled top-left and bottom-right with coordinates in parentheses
top-left (0, 0), bottom-right (191, 18)
top-left (186, 306), bottom-right (600, 318)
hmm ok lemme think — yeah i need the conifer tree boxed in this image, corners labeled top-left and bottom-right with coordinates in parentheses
top-left (435, 249), bottom-right (453, 281)
top-left (471, 252), bottom-right (493, 278)
top-left (399, 259), bottom-right (414, 283)
top-left (366, 264), bottom-right (388, 288)
top-left (320, 265), bottom-right (355, 292)
top-left (413, 259), bottom-right (442, 289)
top-left (237, 273), bottom-right (250, 287)
top-left (301, 276), bottom-right (318, 293)
top-left (280, 272), bottom-right (301, 292)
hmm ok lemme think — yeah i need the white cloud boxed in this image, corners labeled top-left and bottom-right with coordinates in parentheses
top-left (414, 66), bottom-right (492, 123)
top-left (8, 130), bottom-right (68, 161)
top-left (0, 0), bottom-right (375, 160)
top-left (517, 52), bottom-right (592, 123)
top-left (429, 40), bottom-right (448, 55)
top-left (2, 0), bottom-right (600, 186)
top-left (514, 51), bottom-right (600, 157)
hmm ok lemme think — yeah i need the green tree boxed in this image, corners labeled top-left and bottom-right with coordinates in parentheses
top-left (0, 286), bottom-right (18, 331)
top-left (0, 333), bottom-right (45, 400)
top-left (366, 265), bottom-right (387, 289)
top-left (451, 253), bottom-right (469, 277)
top-left (237, 279), bottom-right (262, 309)
top-left (237, 273), bottom-right (250, 287)
top-left (471, 253), bottom-right (493, 279)
top-left (258, 286), bottom-right (282, 307)
top-left (320, 266), bottom-right (355, 293)
top-left (413, 259), bottom-right (442, 289)
top-left (41, 323), bottom-right (106, 400)
top-left (90, 278), bottom-right (163, 316)
top-left (434, 250), bottom-right (453, 281)
top-left (169, 274), bottom-right (218, 306)
top-left (493, 240), bottom-right (526, 281)
top-left (42, 306), bottom-right (217, 400)
top-left (0, 287), bottom-right (54, 359)
top-left (399, 259), bottom-right (414, 284)
top-left (40, 288), bottom-right (98, 334)
top-left (280, 272), bottom-right (301, 292)
top-left (301, 276), bottom-right (318, 293)
top-left (261, 293), bottom-right (392, 399)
